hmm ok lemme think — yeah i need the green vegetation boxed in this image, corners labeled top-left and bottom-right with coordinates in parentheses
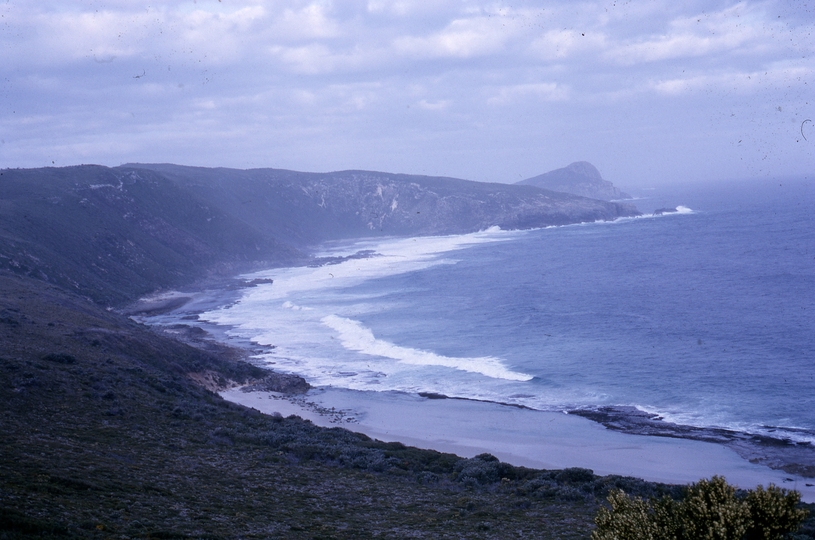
top-left (593, 476), bottom-right (809, 540)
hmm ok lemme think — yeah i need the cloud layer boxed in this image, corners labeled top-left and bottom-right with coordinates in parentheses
top-left (1, 0), bottom-right (813, 186)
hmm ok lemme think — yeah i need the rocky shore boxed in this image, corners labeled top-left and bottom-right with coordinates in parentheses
top-left (570, 407), bottom-right (815, 480)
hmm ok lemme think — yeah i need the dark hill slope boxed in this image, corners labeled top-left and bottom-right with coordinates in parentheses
top-left (517, 162), bottom-right (631, 201)
top-left (0, 166), bottom-right (301, 306)
top-left (1, 164), bottom-right (639, 306)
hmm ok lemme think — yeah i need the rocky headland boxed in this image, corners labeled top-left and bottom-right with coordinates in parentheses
top-left (0, 164), bottom-right (639, 305)
top-left (517, 162), bottom-right (632, 201)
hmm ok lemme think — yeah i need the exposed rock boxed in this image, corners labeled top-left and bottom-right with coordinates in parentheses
top-left (241, 372), bottom-right (311, 394)
top-left (570, 406), bottom-right (815, 479)
top-left (188, 370), bottom-right (243, 392)
top-left (653, 207), bottom-right (678, 215)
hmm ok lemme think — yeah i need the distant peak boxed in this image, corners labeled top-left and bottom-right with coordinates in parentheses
top-left (516, 161), bottom-right (631, 201)
top-left (563, 161), bottom-right (603, 180)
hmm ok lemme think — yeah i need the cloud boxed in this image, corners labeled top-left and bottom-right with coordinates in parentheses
top-left (488, 82), bottom-right (569, 104)
top-left (650, 62), bottom-right (815, 96)
top-left (416, 99), bottom-right (449, 110)
top-left (268, 3), bottom-right (343, 41)
top-left (1, 1), bottom-right (812, 183)
top-left (528, 29), bottom-right (607, 60)
top-left (367, 0), bottom-right (454, 17)
top-left (393, 15), bottom-right (516, 58)
top-left (1, 4), bottom-right (259, 68)
top-left (604, 3), bottom-right (781, 65)
top-left (267, 43), bottom-right (384, 74)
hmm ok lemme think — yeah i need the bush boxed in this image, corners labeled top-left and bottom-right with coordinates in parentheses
top-left (745, 485), bottom-right (808, 540)
top-left (593, 489), bottom-right (661, 540)
top-left (592, 476), bottom-right (808, 540)
top-left (454, 453), bottom-right (509, 485)
top-left (679, 476), bottom-right (752, 539)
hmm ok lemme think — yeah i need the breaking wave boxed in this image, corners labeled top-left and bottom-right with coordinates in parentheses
top-left (322, 315), bottom-right (533, 382)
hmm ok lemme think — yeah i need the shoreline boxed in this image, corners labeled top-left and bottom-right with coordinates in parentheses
top-left (220, 386), bottom-right (815, 503)
top-left (125, 233), bottom-right (815, 503)
top-left (131, 286), bottom-right (815, 502)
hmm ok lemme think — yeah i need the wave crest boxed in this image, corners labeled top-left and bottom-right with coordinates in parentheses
top-left (322, 315), bottom-right (533, 382)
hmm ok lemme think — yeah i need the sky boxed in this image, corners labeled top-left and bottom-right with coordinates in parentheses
top-left (0, 0), bottom-right (813, 188)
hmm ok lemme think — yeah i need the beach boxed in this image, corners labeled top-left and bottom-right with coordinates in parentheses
top-left (221, 386), bottom-right (815, 503)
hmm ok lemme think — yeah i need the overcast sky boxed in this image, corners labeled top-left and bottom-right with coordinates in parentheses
top-left (1, 1), bottom-right (813, 187)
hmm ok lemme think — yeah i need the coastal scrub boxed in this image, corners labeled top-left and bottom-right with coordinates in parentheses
top-left (593, 476), bottom-right (808, 540)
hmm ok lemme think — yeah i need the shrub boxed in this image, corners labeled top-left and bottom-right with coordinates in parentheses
top-left (454, 453), bottom-right (514, 486)
top-left (592, 476), bottom-right (808, 540)
top-left (42, 353), bottom-right (77, 364)
top-left (744, 484), bottom-right (808, 540)
top-left (593, 489), bottom-right (661, 540)
top-left (678, 476), bottom-right (752, 539)
top-left (556, 467), bottom-right (596, 484)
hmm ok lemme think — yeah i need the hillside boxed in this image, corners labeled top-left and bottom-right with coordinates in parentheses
top-left (517, 162), bottom-right (632, 201)
top-left (132, 163), bottom-right (638, 243)
top-left (0, 164), bottom-right (639, 306)
top-left (0, 166), bottom-right (301, 306)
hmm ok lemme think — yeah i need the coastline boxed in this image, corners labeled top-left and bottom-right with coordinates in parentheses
top-left (131, 284), bottom-right (815, 502)
top-left (219, 386), bottom-right (815, 503)
top-left (125, 228), bottom-right (815, 504)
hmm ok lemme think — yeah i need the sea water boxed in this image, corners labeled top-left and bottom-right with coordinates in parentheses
top-left (195, 178), bottom-right (814, 445)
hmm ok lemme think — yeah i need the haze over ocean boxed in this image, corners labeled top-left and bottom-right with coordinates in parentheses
top-left (161, 177), bottom-right (815, 450)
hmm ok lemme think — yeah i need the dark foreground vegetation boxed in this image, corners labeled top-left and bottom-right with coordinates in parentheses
top-left (595, 477), bottom-right (808, 540)
top-left (1, 165), bottom-right (811, 538)
top-left (0, 272), bottom-right (659, 538)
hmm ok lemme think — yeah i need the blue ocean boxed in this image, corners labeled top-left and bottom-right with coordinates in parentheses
top-left (185, 178), bottom-right (814, 446)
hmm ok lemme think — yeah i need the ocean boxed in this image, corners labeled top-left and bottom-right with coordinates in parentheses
top-left (143, 177), bottom-right (815, 472)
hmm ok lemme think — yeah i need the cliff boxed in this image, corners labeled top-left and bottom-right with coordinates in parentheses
top-left (0, 164), bottom-right (639, 305)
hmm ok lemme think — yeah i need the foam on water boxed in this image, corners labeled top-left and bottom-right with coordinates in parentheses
top-left (322, 315), bottom-right (533, 381)
top-left (196, 226), bottom-right (536, 397)
top-left (206, 227), bottom-right (519, 312)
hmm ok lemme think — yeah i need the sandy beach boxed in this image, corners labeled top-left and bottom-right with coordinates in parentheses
top-left (221, 386), bottom-right (815, 503)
